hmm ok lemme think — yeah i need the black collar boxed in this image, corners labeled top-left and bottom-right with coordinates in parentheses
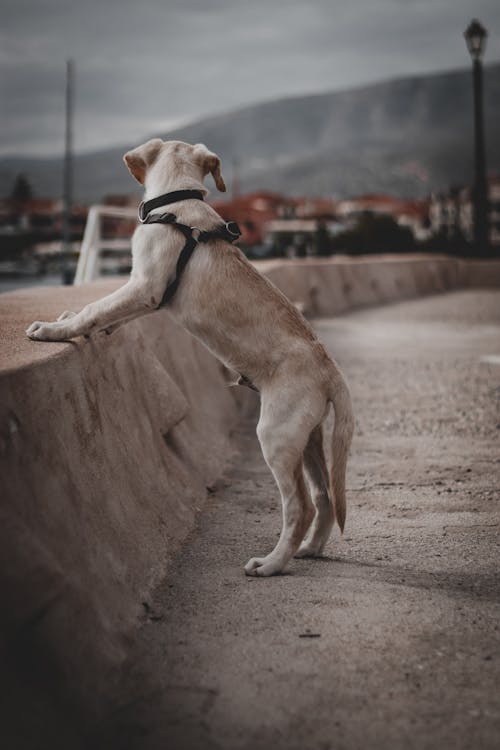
top-left (139, 189), bottom-right (205, 222)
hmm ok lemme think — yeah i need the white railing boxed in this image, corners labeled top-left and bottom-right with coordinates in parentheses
top-left (74, 205), bottom-right (137, 285)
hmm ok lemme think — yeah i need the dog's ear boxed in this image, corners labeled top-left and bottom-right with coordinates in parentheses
top-left (194, 144), bottom-right (226, 192)
top-left (123, 139), bottom-right (163, 184)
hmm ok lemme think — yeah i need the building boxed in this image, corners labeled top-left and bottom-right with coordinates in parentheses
top-left (429, 176), bottom-right (500, 248)
top-left (0, 197), bottom-right (88, 270)
top-left (488, 176), bottom-right (500, 247)
top-left (0, 197), bottom-right (88, 237)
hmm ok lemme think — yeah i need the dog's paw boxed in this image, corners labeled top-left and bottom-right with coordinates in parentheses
top-left (26, 320), bottom-right (69, 341)
top-left (244, 556), bottom-right (282, 577)
top-left (57, 310), bottom-right (77, 321)
top-left (244, 557), bottom-right (265, 576)
top-left (294, 541), bottom-right (324, 558)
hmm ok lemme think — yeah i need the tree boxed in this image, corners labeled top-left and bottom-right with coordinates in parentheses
top-left (313, 220), bottom-right (331, 256)
top-left (333, 211), bottom-right (415, 255)
top-left (10, 174), bottom-right (33, 203)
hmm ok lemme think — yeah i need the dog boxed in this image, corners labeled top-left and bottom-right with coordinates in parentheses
top-left (26, 139), bottom-right (354, 576)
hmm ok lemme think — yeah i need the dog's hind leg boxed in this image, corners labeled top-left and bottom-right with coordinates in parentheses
top-left (295, 424), bottom-right (334, 558)
top-left (245, 390), bottom-right (326, 577)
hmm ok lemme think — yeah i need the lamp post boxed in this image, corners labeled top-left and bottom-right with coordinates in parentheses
top-left (61, 58), bottom-right (74, 284)
top-left (464, 19), bottom-right (488, 255)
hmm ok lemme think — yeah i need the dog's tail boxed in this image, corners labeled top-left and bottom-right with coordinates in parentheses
top-left (326, 363), bottom-right (354, 533)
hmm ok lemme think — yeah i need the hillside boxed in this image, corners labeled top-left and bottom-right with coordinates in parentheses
top-left (1, 63), bottom-right (499, 201)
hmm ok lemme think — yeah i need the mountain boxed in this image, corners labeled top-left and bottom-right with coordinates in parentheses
top-left (1, 64), bottom-right (499, 202)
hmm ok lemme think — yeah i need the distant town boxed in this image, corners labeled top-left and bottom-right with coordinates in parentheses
top-left (1, 175), bottom-right (499, 285)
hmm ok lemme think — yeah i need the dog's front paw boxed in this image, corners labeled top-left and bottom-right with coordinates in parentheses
top-left (26, 320), bottom-right (69, 341)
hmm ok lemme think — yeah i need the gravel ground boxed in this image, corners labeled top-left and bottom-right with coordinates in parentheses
top-left (97, 290), bottom-right (500, 750)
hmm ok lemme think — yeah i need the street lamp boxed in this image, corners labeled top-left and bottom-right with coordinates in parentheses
top-left (464, 19), bottom-right (489, 254)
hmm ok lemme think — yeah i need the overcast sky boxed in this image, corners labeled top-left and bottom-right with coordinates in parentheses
top-left (1, 0), bottom-right (499, 157)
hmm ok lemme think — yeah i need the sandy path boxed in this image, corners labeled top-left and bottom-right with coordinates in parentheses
top-left (99, 290), bottom-right (500, 750)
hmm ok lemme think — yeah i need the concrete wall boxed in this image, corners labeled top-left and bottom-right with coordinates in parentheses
top-left (0, 281), bottom-right (245, 734)
top-left (257, 255), bottom-right (500, 316)
top-left (1, 255), bottom-right (500, 737)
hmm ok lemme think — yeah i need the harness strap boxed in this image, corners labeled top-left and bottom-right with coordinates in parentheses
top-left (160, 232), bottom-right (198, 306)
top-left (141, 210), bottom-right (241, 307)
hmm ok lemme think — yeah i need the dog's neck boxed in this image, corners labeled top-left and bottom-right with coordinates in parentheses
top-left (143, 179), bottom-right (207, 202)
top-left (143, 164), bottom-right (208, 202)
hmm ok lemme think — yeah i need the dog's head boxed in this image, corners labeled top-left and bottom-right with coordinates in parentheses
top-left (123, 139), bottom-right (226, 193)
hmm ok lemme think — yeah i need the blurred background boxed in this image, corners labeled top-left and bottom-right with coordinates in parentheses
top-left (1, 0), bottom-right (499, 290)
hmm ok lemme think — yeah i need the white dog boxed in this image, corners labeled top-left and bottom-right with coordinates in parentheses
top-left (26, 139), bottom-right (354, 576)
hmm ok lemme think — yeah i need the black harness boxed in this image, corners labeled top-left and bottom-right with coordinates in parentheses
top-left (138, 189), bottom-right (241, 307)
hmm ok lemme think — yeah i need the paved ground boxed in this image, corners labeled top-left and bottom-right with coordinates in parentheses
top-left (98, 290), bottom-right (500, 750)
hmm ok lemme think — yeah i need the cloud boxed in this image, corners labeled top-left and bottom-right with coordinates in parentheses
top-left (1, 0), bottom-right (499, 155)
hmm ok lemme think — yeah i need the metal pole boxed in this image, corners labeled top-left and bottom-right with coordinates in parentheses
top-left (472, 57), bottom-right (488, 255)
top-left (232, 157), bottom-right (240, 199)
top-left (61, 58), bottom-right (74, 283)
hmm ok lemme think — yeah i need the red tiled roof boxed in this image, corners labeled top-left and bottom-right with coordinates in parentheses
top-left (210, 191), bottom-right (289, 244)
top-left (340, 194), bottom-right (429, 220)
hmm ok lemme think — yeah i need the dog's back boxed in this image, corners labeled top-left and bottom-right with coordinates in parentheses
top-left (168, 236), bottom-right (325, 386)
